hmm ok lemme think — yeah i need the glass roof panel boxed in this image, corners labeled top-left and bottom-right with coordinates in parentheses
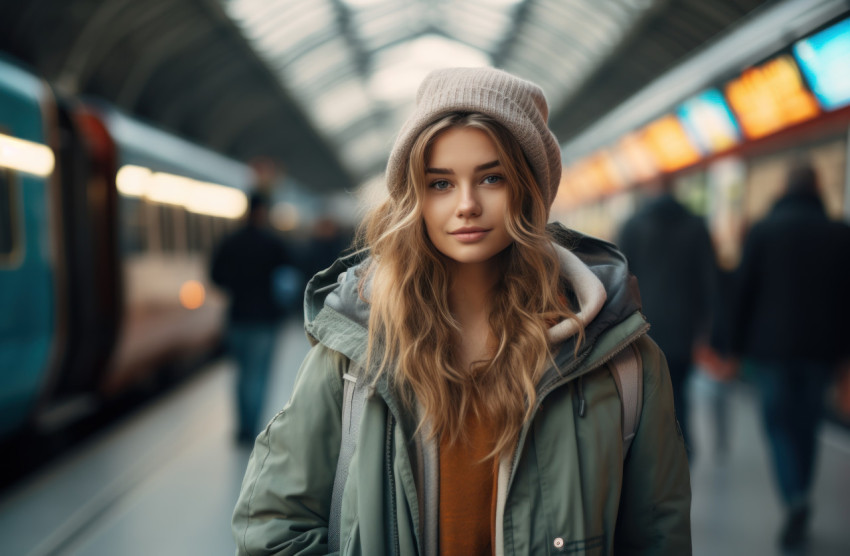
top-left (340, 128), bottom-right (389, 174)
top-left (307, 79), bottom-right (374, 136)
top-left (441, 3), bottom-right (513, 52)
top-left (226, 0), bottom-right (281, 28)
top-left (355, 4), bottom-right (428, 51)
top-left (369, 34), bottom-right (491, 103)
top-left (285, 37), bottom-right (355, 91)
top-left (254, 1), bottom-right (336, 55)
top-left (467, 0), bottom-right (524, 7)
top-left (342, 0), bottom-right (390, 8)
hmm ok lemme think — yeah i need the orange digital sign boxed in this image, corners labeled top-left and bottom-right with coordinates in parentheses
top-left (725, 55), bottom-right (820, 139)
top-left (557, 150), bottom-right (625, 208)
top-left (614, 132), bottom-right (659, 183)
top-left (640, 115), bottom-right (702, 172)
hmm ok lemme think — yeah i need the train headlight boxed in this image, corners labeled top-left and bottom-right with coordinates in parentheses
top-left (179, 280), bottom-right (206, 310)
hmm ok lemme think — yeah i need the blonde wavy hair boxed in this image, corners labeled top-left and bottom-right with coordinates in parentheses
top-left (358, 113), bottom-right (583, 459)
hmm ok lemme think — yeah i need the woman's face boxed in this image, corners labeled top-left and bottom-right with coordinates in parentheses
top-left (421, 126), bottom-right (513, 269)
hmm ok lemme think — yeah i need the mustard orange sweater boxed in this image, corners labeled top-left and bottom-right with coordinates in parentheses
top-left (439, 409), bottom-right (498, 556)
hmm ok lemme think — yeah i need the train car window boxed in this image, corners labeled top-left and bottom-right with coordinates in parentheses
top-left (209, 217), bottom-right (222, 248)
top-left (0, 169), bottom-right (20, 262)
top-left (145, 200), bottom-right (161, 252)
top-left (160, 205), bottom-right (176, 252)
top-left (187, 212), bottom-right (203, 253)
top-left (202, 215), bottom-right (214, 252)
top-left (118, 196), bottom-right (147, 254)
top-left (186, 211), bottom-right (195, 252)
top-left (173, 206), bottom-right (188, 253)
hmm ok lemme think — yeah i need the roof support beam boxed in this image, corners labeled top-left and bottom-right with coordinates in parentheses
top-left (56, 0), bottom-right (170, 94)
top-left (115, 17), bottom-right (214, 109)
top-left (203, 93), bottom-right (280, 152)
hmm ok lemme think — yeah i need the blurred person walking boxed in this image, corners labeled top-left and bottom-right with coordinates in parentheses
top-left (210, 192), bottom-right (293, 445)
top-left (617, 181), bottom-right (717, 458)
top-left (302, 215), bottom-right (351, 280)
top-left (730, 162), bottom-right (850, 550)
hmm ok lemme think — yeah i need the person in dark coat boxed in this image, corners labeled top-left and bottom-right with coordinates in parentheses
top-left (618, 181), bottom-right (716, 457)
top-left (729, 162), bottom-right (850, 550)
top-left (210, 193), bottom-right (292, 444)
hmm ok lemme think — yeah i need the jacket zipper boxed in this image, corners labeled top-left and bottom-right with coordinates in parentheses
top-left (505, 322), bottom-right (650, 494)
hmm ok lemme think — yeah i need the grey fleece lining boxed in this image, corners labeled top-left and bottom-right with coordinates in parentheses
top-left (547, 244), bottom-right (608, 344)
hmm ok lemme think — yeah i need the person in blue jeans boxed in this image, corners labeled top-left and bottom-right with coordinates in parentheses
top-left (211, 192), bottom-right (292, 445)
top-left (731, 162), bottom-right (850, 550)
top-left (750, 359), bottom-right (830, 512)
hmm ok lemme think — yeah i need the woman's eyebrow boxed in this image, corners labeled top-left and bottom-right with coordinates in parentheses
top-left (475, 160), bottom-right (500, 171)
top-left (425, 160), bottom-right (500, 174)
top-left (425, 167), bottom-right (453, 175)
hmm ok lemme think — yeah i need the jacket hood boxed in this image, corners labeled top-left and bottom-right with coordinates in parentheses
top-left (304, 223), bottom-right (643, 375)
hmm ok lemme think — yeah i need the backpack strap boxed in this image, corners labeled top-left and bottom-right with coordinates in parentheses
top-left (329, 363), bottom-right (369, 552)
top-left (608, 343), bottom-right (644, 457)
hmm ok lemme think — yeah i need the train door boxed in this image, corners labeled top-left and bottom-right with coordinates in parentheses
top-left (34, 101), bottom-right (121, 429)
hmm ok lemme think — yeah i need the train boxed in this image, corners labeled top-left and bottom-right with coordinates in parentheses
top-left (0, 53), bottom-right (253, 445)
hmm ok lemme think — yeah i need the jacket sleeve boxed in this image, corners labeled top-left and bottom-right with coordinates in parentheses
top-left (232, 344), bottom-right (348, 556)
top-left (614, 335), bottom-right (692, 555)
top-left (692, 221), bottom-right (717, 342)
top-left (210, 237), bottom-right (235, 290)
top-left (728, 226), bottom-right (762, 357)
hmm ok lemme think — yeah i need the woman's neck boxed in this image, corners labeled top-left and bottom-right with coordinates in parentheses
top-left (448, 261), bottom-right (500, 370)
top-left (448, 262), bottom-right (498, 318)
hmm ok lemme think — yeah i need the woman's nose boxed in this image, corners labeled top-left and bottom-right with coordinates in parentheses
top-left (456, 186), bottom-right (481, 217)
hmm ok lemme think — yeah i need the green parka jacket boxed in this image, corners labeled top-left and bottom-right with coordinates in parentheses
top-left (232, 225), bottom-right (692, 556)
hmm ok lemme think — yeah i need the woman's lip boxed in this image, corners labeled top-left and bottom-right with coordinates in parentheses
top-left (450, 229), bottom-right (490, 242)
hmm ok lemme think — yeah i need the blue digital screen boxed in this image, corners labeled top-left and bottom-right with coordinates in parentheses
top-left (793, 17), bottom-right (850, 111)
top-left (676, 89), bottom-right (741, 155)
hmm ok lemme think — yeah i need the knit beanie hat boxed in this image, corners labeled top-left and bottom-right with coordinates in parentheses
top-left (386, 67), bottom-right (562, 211)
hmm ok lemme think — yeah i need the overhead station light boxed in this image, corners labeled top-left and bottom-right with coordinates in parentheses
top-left (116, 164), bottom-right (248, 219)
top-left (0, 133), bottom-right (55, 177)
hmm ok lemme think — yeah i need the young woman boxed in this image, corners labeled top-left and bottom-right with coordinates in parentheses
top-left (232, 67), bottom-right (691, 556)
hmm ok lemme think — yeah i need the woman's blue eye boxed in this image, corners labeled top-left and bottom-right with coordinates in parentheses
top-left (430, 179), bottom-right (451, 190)
top-left (483, 174), bottom-right (503, 184)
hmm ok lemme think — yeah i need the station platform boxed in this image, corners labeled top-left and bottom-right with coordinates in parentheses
top-left (0, 318), bottom-right (848, 556)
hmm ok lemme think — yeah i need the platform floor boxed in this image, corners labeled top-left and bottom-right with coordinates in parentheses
top-left (1, 318), bottom-right (848, 556)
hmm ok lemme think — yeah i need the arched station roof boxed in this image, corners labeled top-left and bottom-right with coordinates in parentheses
top-left (0, 0), bottom-right (774, 191)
